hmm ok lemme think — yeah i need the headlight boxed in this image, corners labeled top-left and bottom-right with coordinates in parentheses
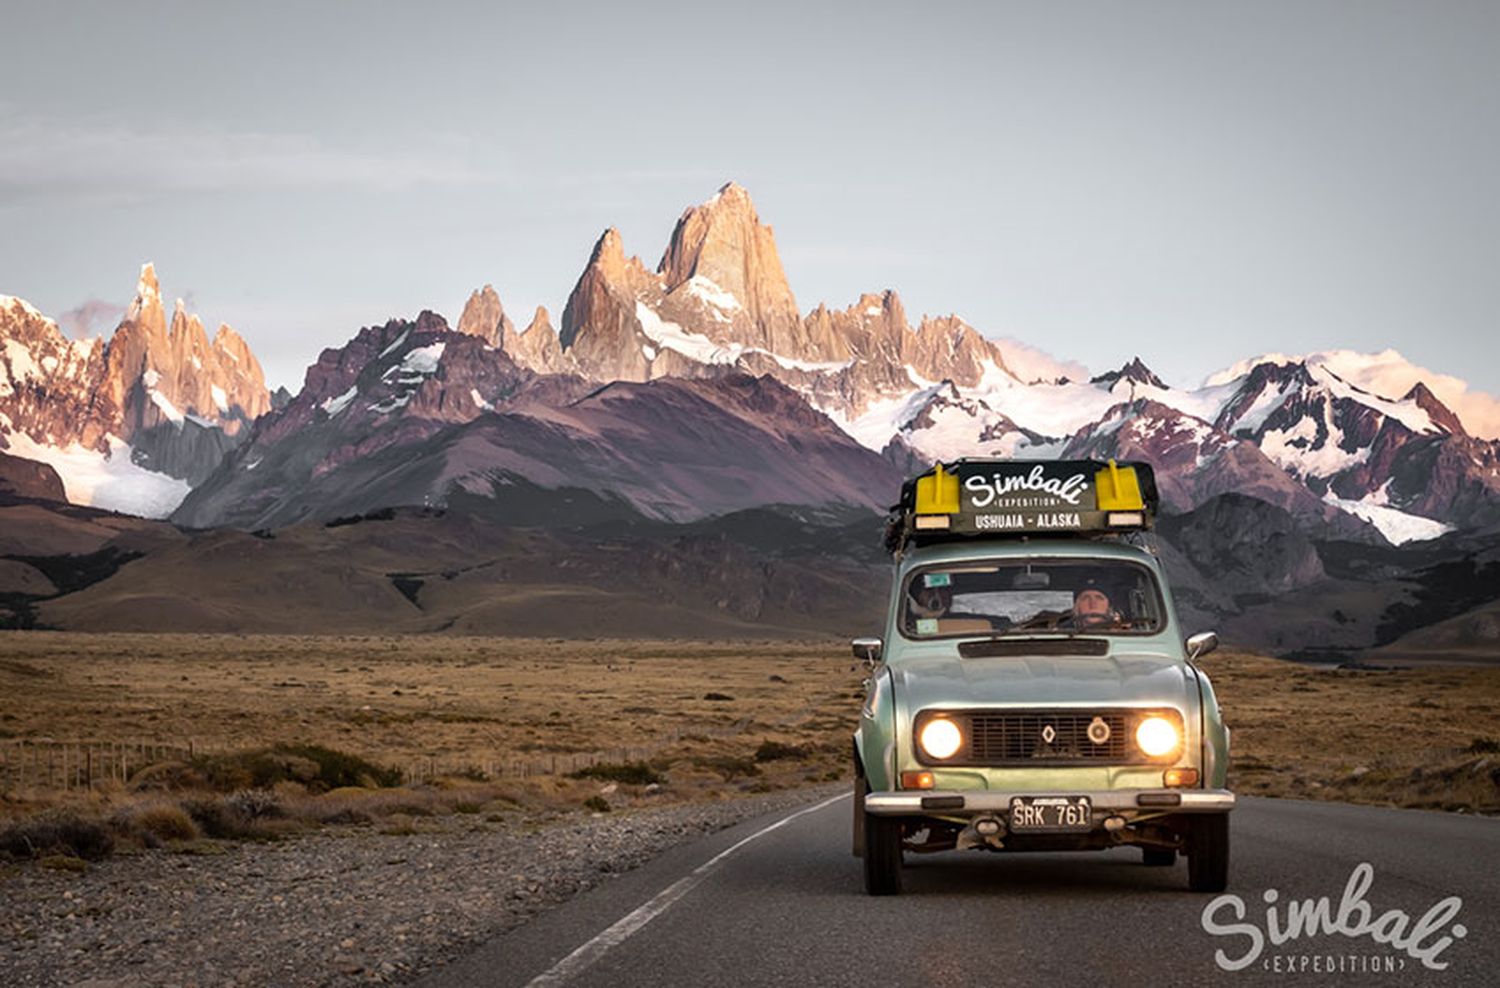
top-left (1135, 716), bottom-right (1180, 757)
top-left (919, 718), bottom-right (963, 760)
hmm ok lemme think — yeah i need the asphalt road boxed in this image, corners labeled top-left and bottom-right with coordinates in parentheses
top-left (419, 794), bottom-right (1499, 987)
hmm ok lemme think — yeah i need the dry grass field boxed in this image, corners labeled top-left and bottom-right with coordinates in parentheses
top-left (1, 634), bottom-right (1497, 861)
top-left (0, 634), bottom-right (860, 817)
top-left (1206, 650), bottom-right (1500, 812)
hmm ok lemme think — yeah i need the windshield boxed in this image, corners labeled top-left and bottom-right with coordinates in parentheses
top-left (901, 559), bottom-right (1164, 638)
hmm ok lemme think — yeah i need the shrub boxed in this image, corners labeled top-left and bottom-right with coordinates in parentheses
top-left (132, 804), bottom-right (200, 843)
top-left (583, 796), bottom-right (611, 813)
top-left (380, 814), bottom-right (418, 836)
top-left (277, 744), bottom-right (402, 789)
top-left (1467, 737), bottom-right (1500, 755)
top-left (225, 789), bottom-right (284, 820)
top-left (695, 755), bottom-right (760, 781)
top-left (0, 813), bottom-right (114, 861)
top-left (193, 751), bottom-right (316, 791)
top-left (753, 741), bottom-right (806, 763)
top-left (180, 798), bottom-right (240, 839)
top-left (39, 855), bottom-right (88, 873)
top-left (179, 796), bottom-right (289, 840)
top-left (568, 761), bottom-right (664, 786)
top-left (195, 744), bottom-right (400, 792)
top-left (128, 761), bottom-right (208, 791)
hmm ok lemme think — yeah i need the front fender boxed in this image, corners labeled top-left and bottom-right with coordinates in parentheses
top-left (854, 665), bottom-right (897, 792)
top-left (1195, 668), bottom-right (1231, 789)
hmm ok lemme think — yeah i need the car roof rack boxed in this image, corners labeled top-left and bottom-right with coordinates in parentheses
top-left (885, 458), bottom-right (1159, 554)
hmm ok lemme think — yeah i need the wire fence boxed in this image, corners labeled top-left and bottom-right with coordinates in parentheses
top-left (0, 740), bottom-right (199, 793)
top-left (0, 717), bottom-right (757, 794)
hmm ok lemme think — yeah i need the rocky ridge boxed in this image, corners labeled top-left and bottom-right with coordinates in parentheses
top-left (6, 185), bottom-right (1498, 543)
top-left (172, 307), bottom-right (902, 530)
top-left (471, 183), bottom-right (1500, 539)
top-left (0, 266), bottom-right (271, 509)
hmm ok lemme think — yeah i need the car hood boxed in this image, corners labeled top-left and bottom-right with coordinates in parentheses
top-left (891, 646), bottom-right (1198, 713)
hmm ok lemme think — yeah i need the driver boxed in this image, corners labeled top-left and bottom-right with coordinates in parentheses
top-left (1069, 585), bottom-right (1122, 628)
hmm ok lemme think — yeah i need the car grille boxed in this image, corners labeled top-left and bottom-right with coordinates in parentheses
top-left (922, 709), bottom-right (1159, 765)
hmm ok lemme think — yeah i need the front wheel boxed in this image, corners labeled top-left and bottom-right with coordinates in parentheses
top-left (851, 774), bottom-right (866, 858)
top-left (863, 812), bottom-right (904, 895)
top-left (1187, 814), bottom-right (1230, 892)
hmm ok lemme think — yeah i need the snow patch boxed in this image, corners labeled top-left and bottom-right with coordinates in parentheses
top-left (368, 395), bottom-right (412, 414)
top-left (759, 351), bottom-right (853, 373)
top-left (211, 384), bottom-right (228, 413)
top-left (320, 385), bottom-right (358, 416)
top-left (1259, 412), bottom-right (1369, 478)
top-left (684, 275), bottom-right (741, 315)
top-left (469, 388), bottom-right (493, 412)
top-left (1322, 492), bottom-right (1452, 545)
top-left (148, 389), bottom-right (184, 426)
top-left (642, 344), bottom-right (657, 361)
top-left (831, 382), bottom-right (949, 451)
top-left (1227, 380), bottom-right (1293, 434)
top-left (3, 340), bottom-right (40, 381)
top-left (397, 342), bottom-right (446, 375)
top-left (142, 368), bottom-right (161, 388)
top-left (635, 302), bottom-right (741, 367)
top-left (378, 330), bottom-right (410, 359)
top-left (1, 430), bottom-right (192, 518)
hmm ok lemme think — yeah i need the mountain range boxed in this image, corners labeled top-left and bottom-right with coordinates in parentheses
top-left (3, 182), bottom-right (1498, 655)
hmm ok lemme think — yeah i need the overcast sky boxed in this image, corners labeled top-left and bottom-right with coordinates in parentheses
top-left (2, 0), bottom-right (1496, 396)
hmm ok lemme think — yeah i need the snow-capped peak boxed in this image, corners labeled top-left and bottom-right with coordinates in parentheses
top-left (136, 262), bottom-right (160, 301)
top-left (1206, 348), bottom-right (1500, 440)
top-left (704, 181), bottom-right (747, 206)
top-left (1, 295), bottom-right (49, 323)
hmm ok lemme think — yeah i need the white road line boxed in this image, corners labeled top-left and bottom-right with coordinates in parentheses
top-left (525, 792), bottom-right (849, 987)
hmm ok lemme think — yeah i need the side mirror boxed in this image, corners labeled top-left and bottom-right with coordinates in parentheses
top-left (1186, 631), bottom-right (1219, 662)
top-left (851, 637), bottom-right (883, 667)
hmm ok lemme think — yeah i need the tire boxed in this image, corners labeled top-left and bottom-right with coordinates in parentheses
top-left (851, 774), bottom-right (866, 858)
top-left (1187, 814), bottom-right (1230, 892)
top-left (863, 811), bottom-right (904, 895)
top-left (1141, 847), bottom-right (1177, 867)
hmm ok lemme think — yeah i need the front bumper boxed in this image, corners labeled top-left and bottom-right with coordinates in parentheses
top-left (864, 787), bottom-right (1235, 816)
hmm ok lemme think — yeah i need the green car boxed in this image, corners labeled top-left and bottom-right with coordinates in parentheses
top-left (851, 459), bottom-right (1233, 895)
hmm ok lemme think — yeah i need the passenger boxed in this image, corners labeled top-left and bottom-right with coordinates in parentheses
top-left (908, 581), bottom-right (994, 635)
top-left (908, 583), bottom-right (954, 620)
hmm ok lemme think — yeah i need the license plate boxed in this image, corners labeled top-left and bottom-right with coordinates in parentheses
top-left (1009, 795), bottom-right (1092, 832)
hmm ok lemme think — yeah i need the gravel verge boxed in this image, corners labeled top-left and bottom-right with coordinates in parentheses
top-left (0, 784), bottom-right (843, 987)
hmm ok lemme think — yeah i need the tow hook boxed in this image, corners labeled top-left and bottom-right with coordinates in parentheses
top-left (957, 816), bottom-right (1007, 850)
